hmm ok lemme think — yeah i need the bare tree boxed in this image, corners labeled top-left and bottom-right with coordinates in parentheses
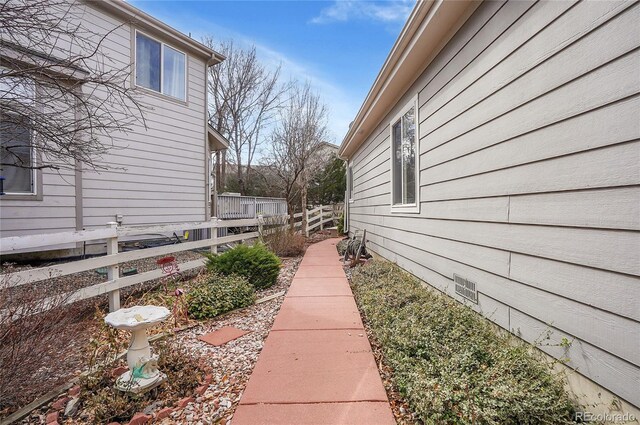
top-left (0, 0), bottom-right (145, 174)
top-left (266, 81), bottom-right (329, 229)
top-left (204, 38), bottom-right (286, 194)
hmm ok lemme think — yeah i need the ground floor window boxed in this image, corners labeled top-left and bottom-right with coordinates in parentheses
top-left (0, 114), bottom-right (35, 194)
top-left (390, 97), bottom-right (419, 212)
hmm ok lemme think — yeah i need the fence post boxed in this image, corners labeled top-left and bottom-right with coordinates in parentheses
top-left (210, 218), bottom-right (218, 254)
top-left (320, 205), bottom-right (324, 231)
top-left (305, 209), bottom-right (310, 237)
top-left (106, 221), bottom-right (120, 312)
top-left (253, 197), bottom-right (258, 219)
top-left (257, 214), bottom-right (264, 240)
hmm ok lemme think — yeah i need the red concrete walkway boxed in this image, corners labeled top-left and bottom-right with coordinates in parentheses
top-left (233, 238), bottom-right (395, 425)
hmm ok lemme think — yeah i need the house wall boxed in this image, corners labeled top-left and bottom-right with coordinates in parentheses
top-left (347, 0), bottom-right (640, 409)
top-left (0, 1), bottom-right (209, 241)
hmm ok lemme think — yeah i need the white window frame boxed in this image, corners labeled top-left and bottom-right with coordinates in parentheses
top-left (347, 162), bottom-right (354, 204)
top-left (0, 127), bottom-right (37, 197)
top-left (134, 29), bottom-right (187, 102)
top-left (0, 68), bottom-right (38, 198)
top-left (389, 96), bottom-right (420, 214)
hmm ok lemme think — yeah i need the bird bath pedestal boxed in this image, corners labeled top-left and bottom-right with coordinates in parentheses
top-left (104, 305), bottom-right (170, 393)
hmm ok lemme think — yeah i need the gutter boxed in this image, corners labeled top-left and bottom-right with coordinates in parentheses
top-left (338, 0), bottom-right (479, 159)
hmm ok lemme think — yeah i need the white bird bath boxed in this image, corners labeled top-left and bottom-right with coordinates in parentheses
top-left (104, 305), bottom-right (170, 393)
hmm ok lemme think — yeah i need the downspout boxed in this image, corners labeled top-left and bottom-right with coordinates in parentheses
top-left (204, 59), bottom-right (211, 222)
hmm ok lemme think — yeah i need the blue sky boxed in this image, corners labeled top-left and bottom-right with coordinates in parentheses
top-left (129, 0), bottom-right (414, 143)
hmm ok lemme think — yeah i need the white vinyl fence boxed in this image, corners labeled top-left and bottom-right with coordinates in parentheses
top-left (0, 218), bottom-right (264, 314)
top-left (294, 204), bottom-right (341, 236)
top-left (0, 204), bottom-right (342, 317)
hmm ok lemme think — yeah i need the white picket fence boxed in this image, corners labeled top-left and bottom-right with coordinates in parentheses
top-left (0, 218), bottom-right (263, 314)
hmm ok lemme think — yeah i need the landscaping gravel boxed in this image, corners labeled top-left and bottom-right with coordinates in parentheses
top-left (9, 254), bottom-right (303, 424)
top-left (166, 256), bottom-right (301, 424)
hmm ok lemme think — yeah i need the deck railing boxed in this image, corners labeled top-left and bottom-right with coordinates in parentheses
top-left (217, 195), bottom-right (288, 220)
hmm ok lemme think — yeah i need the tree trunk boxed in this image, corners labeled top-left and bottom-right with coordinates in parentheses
top-left (287, 200), bottom-right (295, 230)
top-left (221, 151), bottom-right (227, 191)
top-left (300, 173), bottom-right (308, 235)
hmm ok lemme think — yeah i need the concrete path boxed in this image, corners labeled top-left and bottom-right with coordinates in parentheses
top-left (233, 238), bottom-right (395, 425)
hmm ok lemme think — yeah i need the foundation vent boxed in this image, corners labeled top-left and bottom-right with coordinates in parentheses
top-left (454, 274), bottom-right (478, 303)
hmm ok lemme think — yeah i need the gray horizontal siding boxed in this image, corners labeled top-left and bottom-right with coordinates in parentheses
top-left (0, 1), bottom-right (209, 239)
top-left (348, 0), bottom-right (640, 407)
top-left (366, 239), bottom-right (640, 407)
top-left (77, 4), bottom-right (208, 227)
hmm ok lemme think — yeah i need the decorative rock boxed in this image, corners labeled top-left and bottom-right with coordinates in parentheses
top-left (128, 412), bottom-right (152, 425)
top-left (45, 411), bottom-right (59, 424)
top-left (156, 407), bottom-right (174, 420)
top-left (194, 385), bottom-right (208, 396)
top-left (68, 385), bottom-right (81, 396)
top-left (142, 400), bottom-right (163, 415)
top-left (176, 396), bottom-right (194, 409)
top-left (111, 366), bottom-right (129, 378)
top-left (204, 374), bottom-right (213, 384)
top-left (51, 397), bottom-right (69, 411)
top-left (219, 398), bottom-right (232, 409)
top-left (64, 397), bottom-right (79, 417)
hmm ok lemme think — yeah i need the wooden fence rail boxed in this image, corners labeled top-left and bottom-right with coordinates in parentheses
top-left (0, 218), bottom-right (263, 314)
top-left (0, 204), bottom-right (342, 315)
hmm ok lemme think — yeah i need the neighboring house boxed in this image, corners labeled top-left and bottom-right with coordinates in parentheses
top-left (340, 0), bottom-right (639, 414)
top-left (0, 0), bottom-right (228, 252)
top-left (314, 141), bottom-right (339, 160)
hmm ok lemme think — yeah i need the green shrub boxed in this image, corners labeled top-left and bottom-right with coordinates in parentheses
top-left (187, 273), bottom-right (256, 319)
top-left (337, 212), bottom-right (345, 235)
top-left (205, 243), bottom-right (281, 290)
top-left (351, 261), bottom-right (576, 425)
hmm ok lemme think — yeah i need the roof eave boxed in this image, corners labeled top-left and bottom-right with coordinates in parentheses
top-left (208, 125), bottom-right (230, 151)
top-left (338, 0), bottom-right (480, 159)
top-left (88, 0), bottom-right (225, 63)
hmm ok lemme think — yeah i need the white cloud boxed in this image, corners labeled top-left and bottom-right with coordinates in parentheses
top-left (310, 0), bottom-right (414, 25)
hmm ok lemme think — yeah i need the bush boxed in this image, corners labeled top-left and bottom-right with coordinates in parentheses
top-left (0, 265), bottom-right (82, 412)
top-left (337, 212), bottom-right (345, 235)
top-left (187, 273), bottom-right (256, 320)
top-left (261, 215), bottom-right (306, 257)
top-left (205, 243), bottom-right (281, 290)
top-left (351, 261), bottom-right (576, 425)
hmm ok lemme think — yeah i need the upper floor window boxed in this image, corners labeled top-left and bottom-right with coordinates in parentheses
top-left (390, 98), bottom-right (419, 213)
top-left (135, 31), bottom-right (186, 101)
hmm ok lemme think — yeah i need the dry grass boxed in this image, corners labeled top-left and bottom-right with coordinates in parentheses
top-left (261, 216), bottom-right (306, 257)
